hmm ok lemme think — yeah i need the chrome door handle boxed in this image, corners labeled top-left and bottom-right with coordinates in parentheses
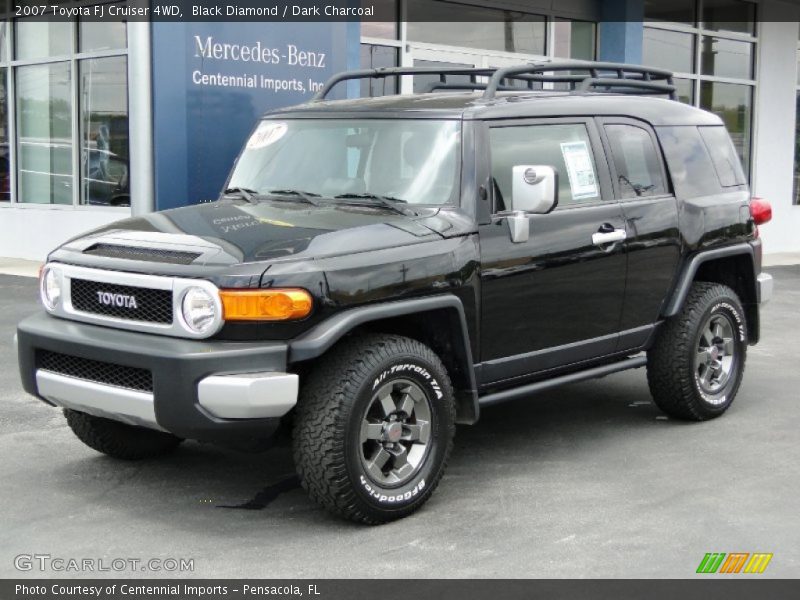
top-left (592, 229), bottom-right (627, 246)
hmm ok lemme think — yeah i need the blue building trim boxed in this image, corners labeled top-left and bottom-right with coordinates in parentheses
top-left (150, 22), bottom-right (357, 211)
top-left (598, 0), bottom-right (644, 64)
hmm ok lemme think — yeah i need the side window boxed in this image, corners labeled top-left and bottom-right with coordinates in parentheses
top-left (604, 124), bottom-right (666, 199)
top-left (656, 126), bottom-right (722, 199)
top-left (489, 123), bottom-right (601, 211)
top-left (698, 126), bottom-right (747, 187)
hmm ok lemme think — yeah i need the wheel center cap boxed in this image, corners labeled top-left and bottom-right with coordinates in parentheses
top-left (383, 422), bottom-right (403, 443)
top-left (710, 347), bottom-right (720, 361)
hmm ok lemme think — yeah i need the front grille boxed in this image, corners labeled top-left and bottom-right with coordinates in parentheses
top-left (37, 350), bottom-right (153, 393)
top-left (83, 244), bottom-right (201, 265)
top-left (70, 279), bottom-right (173, 324)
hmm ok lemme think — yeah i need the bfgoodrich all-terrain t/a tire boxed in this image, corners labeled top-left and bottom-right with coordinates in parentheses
top-left (64, 409), bottom-right (183, 460)
top-left (647, 282), bottom-right (748, 421)
top-left (292, 333), bottom-right (456, 524)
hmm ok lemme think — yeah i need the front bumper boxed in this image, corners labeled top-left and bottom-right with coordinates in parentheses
top-left (17, 312), bottom-right (296, 441)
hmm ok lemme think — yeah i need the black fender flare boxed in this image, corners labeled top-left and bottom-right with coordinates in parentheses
top-left (663, 243), bottom-right (755, 318)
top-left (289, 295), bottom-right (479, 424)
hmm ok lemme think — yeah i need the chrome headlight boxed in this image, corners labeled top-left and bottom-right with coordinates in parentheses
top-left (180, 287), bottom-right (218, 334)
top-left (39, 265), bottom-right (62, 311)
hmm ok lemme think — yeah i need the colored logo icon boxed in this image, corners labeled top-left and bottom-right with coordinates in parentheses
top-left (696, 553), bottom-right (773, 574)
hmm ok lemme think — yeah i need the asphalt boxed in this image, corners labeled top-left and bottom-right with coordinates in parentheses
top-left (0, 268), bottom-right (798, 579)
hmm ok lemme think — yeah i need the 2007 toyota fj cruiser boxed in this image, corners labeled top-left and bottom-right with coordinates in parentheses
top-left (16, 62), bottom-right (773, 524)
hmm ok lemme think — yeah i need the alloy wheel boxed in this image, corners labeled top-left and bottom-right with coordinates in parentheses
top-left (359, 379), bottom-right (432, 487)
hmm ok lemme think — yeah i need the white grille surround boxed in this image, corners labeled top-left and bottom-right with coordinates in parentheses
top-left (40, 263), bottom-right (225, 340)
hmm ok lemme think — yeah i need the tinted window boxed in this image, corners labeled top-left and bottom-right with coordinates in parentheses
top-left (490, 124), bottom-right (601, 210)
top-left (605, 125), bottom-right (666, 199)
top-left (656, 126), bottom-right (721, 198)
top-left (698, 126), bottom-right (747, 187)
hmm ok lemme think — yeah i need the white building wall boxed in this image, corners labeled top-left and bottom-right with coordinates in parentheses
top-left (0, 208), bottom-right (126, 261)
top-left (752, 2), bottom-right (800, 254)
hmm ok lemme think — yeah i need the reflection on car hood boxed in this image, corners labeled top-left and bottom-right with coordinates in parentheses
top-left (58, 199), bottom-right (472, 266)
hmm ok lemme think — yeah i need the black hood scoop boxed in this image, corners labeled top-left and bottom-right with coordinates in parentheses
top-left (83, 243), bottom-right (202, 265)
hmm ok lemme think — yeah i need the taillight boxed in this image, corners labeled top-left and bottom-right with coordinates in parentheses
top-left (750, 197), bottom-right (772, 226)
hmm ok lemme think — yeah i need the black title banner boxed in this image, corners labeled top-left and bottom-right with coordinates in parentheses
top-left (5, 0), bottom-right (800, 22)
top-left (4, 579), bottom-right (800, 600)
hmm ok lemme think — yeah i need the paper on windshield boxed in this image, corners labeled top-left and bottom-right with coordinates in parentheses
top-left (247, 122), bottom-right (287, 150)
top-left (560, 141), bottom-right (598, 200)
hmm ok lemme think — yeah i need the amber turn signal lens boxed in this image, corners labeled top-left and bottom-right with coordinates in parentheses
top-left (219, 289), bottom-right (313, 321)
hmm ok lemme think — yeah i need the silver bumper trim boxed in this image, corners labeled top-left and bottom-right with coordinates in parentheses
top-left (35, 370), bottom-right (162, 430)
top-left (757, 272), bottom-right (773, 304)
top-left (198, 372), bottom-right (298, 419)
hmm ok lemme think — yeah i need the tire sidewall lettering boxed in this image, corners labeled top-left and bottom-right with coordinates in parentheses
top-left (359, 474), bottom-right (426, 504)
top-left (710, 301), bottom-right (746, 343)
top-left (372, 363), bottom-right (444, 400)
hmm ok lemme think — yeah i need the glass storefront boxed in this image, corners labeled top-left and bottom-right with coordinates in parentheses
top-left (0, 2), bottom-right (129, 207)
top-left (16, 62), bottom-right (73, 205)
top-left (360, 1), bottom-right (597, 97)
top-left (643, 0), bottom-right (756, 177)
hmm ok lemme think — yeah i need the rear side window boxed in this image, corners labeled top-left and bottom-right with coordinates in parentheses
top-left (698, 126), bottom-right (747, 187)
top-left (604, 124), bottom-right (666, 199)
top-left (489, 123), bottom-right (601, 210)
top-left (656, 126), bottom-right (722, 199)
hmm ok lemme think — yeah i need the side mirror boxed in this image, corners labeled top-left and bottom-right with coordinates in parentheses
top-left (505, 165), bottom-right (558, 243)
top-left (511, 165), bottom-right (558, 214)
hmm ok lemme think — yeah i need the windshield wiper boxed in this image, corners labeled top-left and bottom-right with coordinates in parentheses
top-left (266, 189), bottom-right (321, 206)
top-left (333, 193), bottom-right (415, 216)
top-left (223, 187), bottom-right (259, 202)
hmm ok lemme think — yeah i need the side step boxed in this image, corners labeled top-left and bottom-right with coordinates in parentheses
top-left (478, 355), bottom-right (647, 408)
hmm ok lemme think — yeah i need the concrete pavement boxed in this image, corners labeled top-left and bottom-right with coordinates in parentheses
top-left (0, 268), bottom-right (798, 578)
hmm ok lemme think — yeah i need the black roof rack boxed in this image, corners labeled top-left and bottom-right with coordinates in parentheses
top-left (312, 61), bottom-right (677, 102)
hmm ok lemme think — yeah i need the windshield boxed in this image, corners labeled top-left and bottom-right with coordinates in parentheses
top-left (227, 119), bottom-right (461, 205)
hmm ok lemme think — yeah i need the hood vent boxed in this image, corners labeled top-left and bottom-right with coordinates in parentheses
top-left (83, 243), bottom-right (201, 265)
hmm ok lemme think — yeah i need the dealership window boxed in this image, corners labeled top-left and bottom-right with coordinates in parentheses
top-left (360, 0), bottom-right (597, 97)
top-left (552, 19), bottom-right (596, 61)
top-left (0, 2), bottom-right (129, 208)
top-left (643, 0), bottom-right (756, 177)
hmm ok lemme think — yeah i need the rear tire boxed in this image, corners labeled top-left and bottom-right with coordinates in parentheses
top-left (293, 333), bottom-right (455, 524)
top-left (64, 409), bottom-right (183, 460)
top-left (647, 282), bottom-right (747, 420)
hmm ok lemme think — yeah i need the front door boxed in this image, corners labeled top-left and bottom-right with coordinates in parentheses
top-left (478, 118), bottom-right (627, 384)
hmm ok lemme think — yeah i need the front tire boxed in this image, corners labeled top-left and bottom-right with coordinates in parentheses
top-left (64, 409), bottom-right (183, 460)
top-left (293, 334), bottom-right (455, 524)
top-left (647, 282), bottom-right (747, 420)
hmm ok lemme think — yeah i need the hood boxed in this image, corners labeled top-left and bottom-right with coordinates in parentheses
top-left (54, 199), bottom-right (474, 269)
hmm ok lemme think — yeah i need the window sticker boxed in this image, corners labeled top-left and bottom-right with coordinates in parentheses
top-left (560, 141), bottom-right (598, 199)
top-left (247, 122), bottom-right (288, 150)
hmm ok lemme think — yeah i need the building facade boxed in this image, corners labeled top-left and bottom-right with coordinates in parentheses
top-left (0, 0), bottom-right (798, 260)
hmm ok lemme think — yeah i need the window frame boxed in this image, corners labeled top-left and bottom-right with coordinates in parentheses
top-left (0, 2), bottom-right (129, 210)
top-left (596, 117), bottom-right (673, 202)
top-left (642, 0), bottom-right (757, 179)
top-left (483, 116), bottom-right (614, 215)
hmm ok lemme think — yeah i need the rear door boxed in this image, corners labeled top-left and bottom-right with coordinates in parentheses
top-left (477, 118), bottom-right (627, 384)
top-left (597, 118), bottom-right (681, 351)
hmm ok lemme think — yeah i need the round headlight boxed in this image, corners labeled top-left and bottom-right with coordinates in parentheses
top-left (40, 266), bottom-right (62, 311)
top-left (180, 287), bottom-right (218, 334)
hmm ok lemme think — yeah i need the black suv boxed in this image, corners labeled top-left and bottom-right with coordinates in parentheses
top-left (16, 62), bottom-right (773, 524)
